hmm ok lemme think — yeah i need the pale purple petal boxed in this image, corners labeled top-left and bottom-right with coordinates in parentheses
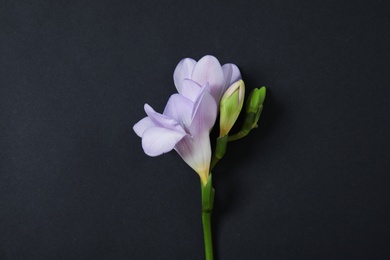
top-left (144, 104), bottom-right (186, 133)
top-left (190, 84), bottom-right (218, 135)
top-left (191, 55), bottom-right (225, 102)
top-left (163, 94), bottom-right (193, 128)
top-left (133, 117), bottom-right (154, 137)
top-left (181, 79), bottom-right (202, 102)
top-left (142, 126), bottom-right (187, 156)
top-left (173, 84), bottom-right (216, 184)
top-left (174, 132), bottom-right (211, 184)
top-left (173, 58), bottom-right (196, 93)
top-left (222, 63), bottom-right (242, 91)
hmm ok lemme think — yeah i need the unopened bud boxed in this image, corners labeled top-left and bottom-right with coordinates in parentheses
top-left (245, 87), bottom-right (266, 129)
top-left (219, 80), bottom-right (245, 136)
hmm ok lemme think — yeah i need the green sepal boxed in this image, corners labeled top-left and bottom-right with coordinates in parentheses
top-left (201, 174), bottom-right (215, 213)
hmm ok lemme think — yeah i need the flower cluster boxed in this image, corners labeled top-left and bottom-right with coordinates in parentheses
top-left (133, 55), bottom-right (240, 185)
top-left (133, 55), bottom-right (265, 186)
top-left (133, 55), bottom-right (266, 259)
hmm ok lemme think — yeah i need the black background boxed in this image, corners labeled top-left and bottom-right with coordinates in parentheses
top-left (1, 1), bottom-right (389, 259)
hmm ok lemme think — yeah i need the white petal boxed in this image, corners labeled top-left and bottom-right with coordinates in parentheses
top-left (133, 117), bottom-right (154, 137)
top-left (173, 58), bottom-right (196, 93)
top-left (142, 126), bottom-right (187, 156)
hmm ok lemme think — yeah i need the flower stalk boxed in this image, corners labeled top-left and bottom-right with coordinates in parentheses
top-left (201, 175), bottom-right (215, 260)
top-left (210, 135), bottom-right (228, 170)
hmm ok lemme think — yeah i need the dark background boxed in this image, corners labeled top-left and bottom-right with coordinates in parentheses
top-left (1, 0), bottom-right (389, 259)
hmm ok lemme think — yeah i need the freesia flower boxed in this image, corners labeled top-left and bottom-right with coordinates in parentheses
top-left (133, 55), bottom-right (267, 260)
top-left (133, 85), bottom-right (217, 186)
top-left (173, 55), bottom-right (241, 104)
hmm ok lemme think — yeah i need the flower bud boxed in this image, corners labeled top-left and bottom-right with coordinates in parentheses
top-left (245, 86), bottom-right (266, 129)
top-left (227, 86), bottom-right (266, 141)
top-left (219, 80), bottom-right (245, 136)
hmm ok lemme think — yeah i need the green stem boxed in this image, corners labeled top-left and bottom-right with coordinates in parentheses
top-left (202, 210), bottom-right (213, 260)
top-left (201, 175), bottom-right (215, 260)
top-left (210, 135), bottom-right (228, 170)
top-left (227, 129), bottom-right (249, 141)
top-left (228, 104), bottom-right (264, 141)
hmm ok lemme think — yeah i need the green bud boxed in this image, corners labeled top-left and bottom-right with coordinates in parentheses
top-left (246, 86), bottom-right (266, 129)
top-left (246, 87), bottom-right (266, 114)
top-left (219, 80), bottom-right (245, 137)
top-left (228, 86), bottom-right (266, 141)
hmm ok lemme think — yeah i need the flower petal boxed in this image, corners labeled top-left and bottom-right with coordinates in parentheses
top-left (142, 126), bottom-right (187, 156)
top-left (222, 63), bottom-right (241, 92)
top-left (174, 132), bottom-right (211, 185)
top-left (191, 55), bottom-right (225, 102)
top-left (144, 104), bottom-right (185, 133)
top-left (181, 79), bottom-right (202, 102)
top-left (133, 117), bottom-right (154, 137)
top-left (174, 84), bottom-right (216, 185)
top-left (190, 84), bottom-right (218, 135)
top-left (163, 94), bottom-right (193, 128)
top-left (173, 58), bottom-right (196, 93)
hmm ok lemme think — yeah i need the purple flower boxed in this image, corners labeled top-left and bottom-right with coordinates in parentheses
top-left (173, 55), bottom-right (241, 104)
top-left (134, 55), bottom-right (241, 185)
top-left (133, 85), bottom-right (217, 185)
